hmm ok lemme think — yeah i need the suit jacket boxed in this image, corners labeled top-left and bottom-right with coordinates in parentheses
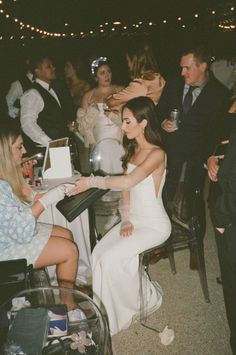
top-left (157, 72), bottom-right (230, 167)
top-left (210, 130), bottom-right (236, 228)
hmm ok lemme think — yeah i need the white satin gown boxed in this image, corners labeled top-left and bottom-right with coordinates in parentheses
top-left (92, 163), bottom-right (171, 335)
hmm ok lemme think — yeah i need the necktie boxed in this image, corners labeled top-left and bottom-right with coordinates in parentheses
top-left (183, 86), bottom-right (198, 114)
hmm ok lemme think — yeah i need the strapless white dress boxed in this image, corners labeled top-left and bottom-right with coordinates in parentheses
top-left (92, 104), bottom-right (124, 174)
top-left (92, 163), bottom-right (171, 335)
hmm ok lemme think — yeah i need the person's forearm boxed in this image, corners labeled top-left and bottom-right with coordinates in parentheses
top-left (106, 96), bottom-right (124, 108)
top-left (31, 199), bottom-right (45, 218)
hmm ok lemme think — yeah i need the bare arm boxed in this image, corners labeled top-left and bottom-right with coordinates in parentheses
top-left (31, 199), bottom-right (45, 218)
top-left (67, 148), bottom-right (165, 195)
top-left (80, 90), bottom-right (92, 110)
top-left (106, 80), bottom-right (147, 108)
top-left (119, 189), bottom-right (134, 237)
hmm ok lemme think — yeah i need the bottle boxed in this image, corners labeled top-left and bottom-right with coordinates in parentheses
top-left (38, 169), bottom-right (43, 186)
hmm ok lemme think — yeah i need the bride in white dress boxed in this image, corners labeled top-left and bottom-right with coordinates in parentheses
top-left (67, 96), bottom-right (171, 335)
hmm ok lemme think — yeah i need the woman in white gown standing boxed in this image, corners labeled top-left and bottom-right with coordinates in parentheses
top-left (67, 96), bottom-right (171, 335)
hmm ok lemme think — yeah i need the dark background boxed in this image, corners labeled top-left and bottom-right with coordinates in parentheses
top-left (0, 0), bottom-right (235, 92)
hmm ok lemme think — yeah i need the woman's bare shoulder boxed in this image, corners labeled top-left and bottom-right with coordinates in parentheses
top-left (134, 146), bottom-right (165, 166)
top-left (149, 146), bottom-right (164, 157)
top-left (81, 89), bottom-right (94, 108)
top-left (82, 88), bottom-right (93, 99)
top-left (144, 147), bottom-right (165, 166)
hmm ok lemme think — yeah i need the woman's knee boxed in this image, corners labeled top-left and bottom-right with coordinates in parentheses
top-left (64, 228), bottom-right (73, 241)
top-left (66, 240), bottom-right (79, 261)
top-left (52, 225), bottom-right (73, 241)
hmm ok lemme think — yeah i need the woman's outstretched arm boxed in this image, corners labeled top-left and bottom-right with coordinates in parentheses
top-left (67, 148), bottom-right (165, 195)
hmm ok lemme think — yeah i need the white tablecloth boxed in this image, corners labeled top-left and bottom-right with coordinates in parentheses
top-left (38, 175), bottom-right (92, 284)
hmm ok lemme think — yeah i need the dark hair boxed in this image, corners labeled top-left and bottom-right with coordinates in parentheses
top-left (126, 43), bottom-right (159, 79)
top-left (181, 46), bottom-right (211, 68)
top-left (121, 96), bottom-right (164, 170)
top-left (29, 52), bottom-right (53, 74)
top-left (0, 120), bottom-right (22, 140)
top-left (66, 55), bottom-right (89, 81)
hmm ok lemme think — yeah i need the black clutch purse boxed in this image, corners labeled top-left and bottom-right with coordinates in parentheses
top-left (56, 188), bottom-right (107, 222)
top-left (6, 307), bottom-right (49, 354)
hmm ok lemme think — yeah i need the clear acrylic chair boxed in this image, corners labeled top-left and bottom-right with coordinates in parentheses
top-left (0, 286), bottom-right (112, 354)
top-left (139, 187), bottom-right (210, 324)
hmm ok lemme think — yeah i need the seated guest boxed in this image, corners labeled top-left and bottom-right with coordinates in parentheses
top-left (106, 43), bottom-right (165, 108)
top-left (20, 53), bottom-right (74, 154)
top-left (67, 97), bottom-right (171, 335)
top-left (0, 123), bottom-right (79, 296)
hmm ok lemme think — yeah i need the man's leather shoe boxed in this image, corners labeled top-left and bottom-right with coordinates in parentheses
top-left (190, 252), bottom-right (198, 270)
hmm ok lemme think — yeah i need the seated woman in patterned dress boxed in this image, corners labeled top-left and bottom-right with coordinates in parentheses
top-left (0, 123), bottom-right (79, 299)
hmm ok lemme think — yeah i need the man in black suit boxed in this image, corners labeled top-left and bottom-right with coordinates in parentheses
top-left (157, 46), bottom-right (229, 269)
top-left (209, 128), bottom-right (236, 354)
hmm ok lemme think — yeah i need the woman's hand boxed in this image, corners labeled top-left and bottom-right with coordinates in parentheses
top-left (216, 227), bottom-right (225, 234)
top-left (228, 99), bottom-right (236, 113)
top-left (207, 156), bottom-right (219, 182)
top-left (68, 121), bottom-right (79, 132)
top-left (66, 177), bottom-right (90, 196)
top-left (120, 221), bottom-right (134, 237)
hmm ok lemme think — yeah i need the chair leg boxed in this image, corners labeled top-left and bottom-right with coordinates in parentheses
top-left (194, 243), bottom-right (210, 303)
top-left (31, 268), bottom-right (55, 306)
top-left (189, 216), bottom-right (210, 303)
top-left (139, 253), bottom-right (149, 325)
top-left (166, 244), bottom-right (176, 274)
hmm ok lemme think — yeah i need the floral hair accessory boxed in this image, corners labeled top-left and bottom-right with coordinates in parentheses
top-left (91, 56), bottom-right (107, 75)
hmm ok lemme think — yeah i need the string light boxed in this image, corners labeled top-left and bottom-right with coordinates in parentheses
top-left (0, 0), bottom-right (234, 40)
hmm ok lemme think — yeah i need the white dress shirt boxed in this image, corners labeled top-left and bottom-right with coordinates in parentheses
top-left (6, 72), bottom-right (34, 119)
top-left (20, 78), bottom-right (61, 147)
